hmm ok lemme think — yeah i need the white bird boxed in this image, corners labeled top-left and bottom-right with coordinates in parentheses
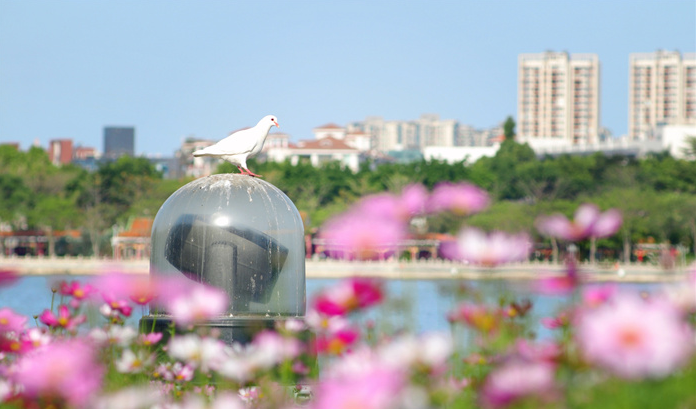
top-left (193, 115), bottom-right (279, 177)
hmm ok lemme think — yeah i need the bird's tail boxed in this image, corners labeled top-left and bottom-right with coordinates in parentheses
top-left (192, 147), bottom-right (211, 157)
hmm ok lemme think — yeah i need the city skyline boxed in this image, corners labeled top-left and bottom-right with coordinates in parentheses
top-left (1, 1), bottom-right (694, 156)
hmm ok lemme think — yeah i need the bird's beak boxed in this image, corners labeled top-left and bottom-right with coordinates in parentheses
top-left (273, 120), bottom-right (279, 128)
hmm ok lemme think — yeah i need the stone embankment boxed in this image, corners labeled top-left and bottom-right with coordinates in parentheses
top-left (0, 256), bottom-right (689, 282)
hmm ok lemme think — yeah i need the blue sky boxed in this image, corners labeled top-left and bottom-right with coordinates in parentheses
top-left (1, 0), bottom-right (694, 156)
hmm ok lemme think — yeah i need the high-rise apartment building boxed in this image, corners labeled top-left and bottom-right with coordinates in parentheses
top-left (103, 126), bottom-right (135, 160)
top-left (518, 51), bottom-right (600, 144)
top-left (628, 51), bottom-right (696, 140)
top-left (347, 114), bottom-right (460, 152)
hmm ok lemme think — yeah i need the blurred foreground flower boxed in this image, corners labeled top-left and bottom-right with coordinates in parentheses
top-left (480, 359), bottom-right (558, 408)
top-left (427, 181), bottom-right (490, 215)
top-left (313, 277), bottom-right (384, 316)
top-left (536, 203), bottom-right (622, 241)
top-left (39, 305), bottom-right (86, 331)
top-left (0, 307), bottom-right (27, 334)
top-left (0, 270), bottom-right (19, 288)
top-left (354, 183), bottom-right (429, 221)
top-left (443, 228), bottom-right (531, 267)
top-left (448, 302), bottom-right (502, 334)
top-left (162, 282), bottom-right (229, 326)
top-left (577, 292), bottom-right (694, 379)
top-left (12, 339), bottom-right (104, 408)
top-left (312, 367), bottom-right (406, 409)
top-left (319, 211), bottom-right (406, 260)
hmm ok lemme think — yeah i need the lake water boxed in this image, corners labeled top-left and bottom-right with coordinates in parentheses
top-left (0, 275), bottom-right (662, 340)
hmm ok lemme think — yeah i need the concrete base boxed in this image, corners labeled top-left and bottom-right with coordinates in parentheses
top-left (139, 315), bottom-right (305, 345)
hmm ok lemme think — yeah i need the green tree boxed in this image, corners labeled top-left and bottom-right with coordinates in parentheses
top-left (503, 116), bottom-right (516, 141)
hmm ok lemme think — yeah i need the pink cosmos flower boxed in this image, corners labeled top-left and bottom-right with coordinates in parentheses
top-left (0, 333), bottom-right (23, 354)
top-left (163, 283), bottom-right (229, 326)
top-left (576, 292), bottom-right (694, 379)
top-left (426, 181), bottom-right (490, 215)
top-left (115, 349), bottom-right (155, 374)
top-left (138, 332), bottom-right (163, 346)
top-left (89, 325), bottom-right (137, 347)
top-left (252, 330), bottom-right (303, 363)
top-left (90, 272), bottom-right (159, 315)
top-left (355, 184), bottom-right (429, 221)
top-left (39, 305), bottom-right (86, 331)
top-left (540, 315), bottom-right (566, 330)
top-left (161, 362), bottom-right (194, 383)
top-left (535, 256), bottom-right (581, 295)
top-left (59, 280), bottom-right (96, 301)
top-left (448, 302), bottom-right (502, 334)
top-left (20, 328), bottom-right (52, 351)
top-left (313, 278), bottom-right (384, 316)
top-left (0, 308), bottom-right (27, 334)
top-left (312, 368), bottom-right (406, 409)
top-left (99, 298), bottom-right (133, 318)
top-left (582, 284), bottom-right (617, 308)
top-left (536, 203), bottom-right (622, 241)
top-left (399, 184), bottom-right (429, 217)
top-left (512, 339), bottom-right (561, 363)
top-left (314, 326), bottom-right (360, 355)
top-left (480, 359), bottom-right (558, 408)
top-left (319, 211), bottom-right (407, 260)
top-left (167, 334), bottom-right (226, 372)
top-left (446, 228), bottom-right (531, 267)
top-left (12, 339), bottom-right (104, 408)
top-left (378, 332), bottom-right (453, 375)
top-left (238, 386), bottom-right (261, 405)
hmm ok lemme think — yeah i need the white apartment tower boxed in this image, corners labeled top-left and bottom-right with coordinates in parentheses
top-left (518, 51), bottom-right (600, 144)
top-left (628, 50), bottom-right (696, 140)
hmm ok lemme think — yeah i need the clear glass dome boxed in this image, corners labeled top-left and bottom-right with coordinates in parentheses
top-left (150, 174), bottom-right (305, 317)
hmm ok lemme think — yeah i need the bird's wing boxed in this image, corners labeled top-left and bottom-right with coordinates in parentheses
top-left (210, 128), bottom-right (259, 155)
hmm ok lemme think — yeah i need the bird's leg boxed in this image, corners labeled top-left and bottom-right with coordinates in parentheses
top-left (236, 165), bottom-right (249, 175)
top-left (245, 168), bottom-right (263, 178)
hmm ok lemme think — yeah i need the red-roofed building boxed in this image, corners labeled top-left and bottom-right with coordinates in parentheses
top-left (313, 123), bottom-right (346, 140)
top-left (111, 217), bottom-right (153, 260)
top-left (290, 136), bottom-right (362, 171)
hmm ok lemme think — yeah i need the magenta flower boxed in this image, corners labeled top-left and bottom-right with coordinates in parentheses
top-left (582, 284), bottom-right (617, 308)
top-left (0, 308), bottom-right (27, 334)
top-left (480, 359), bottom-right (558, 408)
top-left (513, 339), bottom-right (561, 363)
top-left (353, 184), bottom-right (429, 222)
top-left (91, 272), bottom-right (157, 309)
top-left (426, 181), bottom-right (490, 215)
top-left (58, 280), bottom-right (96, 301)
top-left (320, 211), bottom-right (407, 260)
top-left (39, 305), bottom-right (86, 331)
top-left (313, 278), bottom-right (384, 316)
top-left (314, 326), bottom-right (360, 355)
top-left (540, 315), bottom-right (566, 330)
top-left (12, 339), bottom-right (104, 408)
top-left (536, 203), bottom-right (622, 241)
top-left (312, 368), bottom-right (406, 409)
top-left (446, 228), bottom-right (531, 267)
top-left (535, 256), bottom-right (581, 295)
top-left (448, 302), bottom-right (502, 334)
top-left (399, 184), bottom-right (429, 217)
top-left (576, 292), bottom-right (694, 379)
top-left (139, 332), bottom-right (163, 346)
top-left (0, 270), bottom-right (19, 288)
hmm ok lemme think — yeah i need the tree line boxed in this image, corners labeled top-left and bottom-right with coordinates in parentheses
top-left (1, 139), bottom-right (695, 260)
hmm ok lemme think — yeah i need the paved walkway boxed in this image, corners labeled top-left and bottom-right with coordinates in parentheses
top-left (1, 257), bottom-right (689, 282)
